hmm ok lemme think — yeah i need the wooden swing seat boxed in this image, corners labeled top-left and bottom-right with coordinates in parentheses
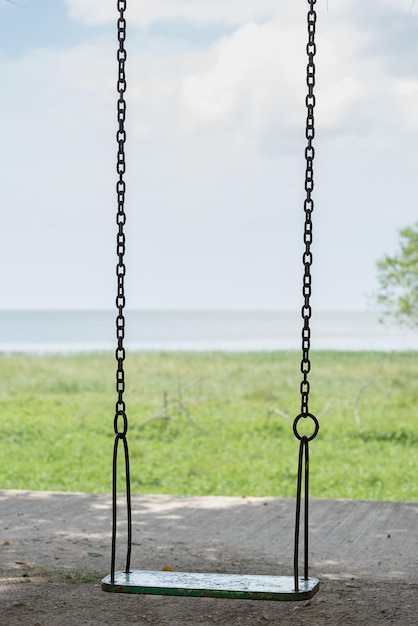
top-left (102, 570), bottom-right (319, 601)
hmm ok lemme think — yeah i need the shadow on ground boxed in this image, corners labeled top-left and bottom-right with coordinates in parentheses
top-left (1, 491), bottom-right (417, 625)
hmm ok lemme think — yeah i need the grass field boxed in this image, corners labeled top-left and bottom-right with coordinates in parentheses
top-left (1, 351), bottom-right (417, 501)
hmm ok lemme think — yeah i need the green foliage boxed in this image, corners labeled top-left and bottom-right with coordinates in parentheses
top-left (376, 222), bottom-right (418, 327)
top-left (65, 571), bottom-right (100, 583)
top-left (0, 351), bottom-right (417, 501)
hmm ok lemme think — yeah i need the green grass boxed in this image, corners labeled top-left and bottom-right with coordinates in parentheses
top-left (0, 351), bottom-right (417, 501)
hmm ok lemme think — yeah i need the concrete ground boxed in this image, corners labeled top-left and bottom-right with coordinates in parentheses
top-left (1, 490), bottom-right (417, 625)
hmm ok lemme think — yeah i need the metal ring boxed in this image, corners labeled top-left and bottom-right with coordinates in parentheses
top-left (114, 411), bottom-right (128, 437)
top-left (293, 413), bottom-right (319, 441)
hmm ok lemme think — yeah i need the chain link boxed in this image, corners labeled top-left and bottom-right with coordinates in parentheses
top-left (299, 0), bottom-right (317, 422)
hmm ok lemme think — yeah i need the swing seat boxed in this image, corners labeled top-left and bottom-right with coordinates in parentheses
top-left (101, 570), bottom-right (319, 601)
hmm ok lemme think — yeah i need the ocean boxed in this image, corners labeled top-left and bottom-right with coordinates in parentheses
top-left (0, 310), bottom-right (417, 353)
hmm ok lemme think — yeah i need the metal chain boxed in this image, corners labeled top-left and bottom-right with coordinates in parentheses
top-left (299, 0), bottom-right (316, 421)
top-left (111, 0), bottom-right (132, 583)
top-left (293, 0), bottom-right (318, 592)
top-left (115, 3), bottom-right (127, 418)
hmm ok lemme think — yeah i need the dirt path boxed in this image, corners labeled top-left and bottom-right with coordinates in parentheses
top-left (1, 491), bottom-right (417, 625)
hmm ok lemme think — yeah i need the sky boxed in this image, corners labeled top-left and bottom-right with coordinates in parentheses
top-left (1, 0), bottom-right (417, 311)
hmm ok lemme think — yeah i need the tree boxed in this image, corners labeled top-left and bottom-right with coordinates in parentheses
top-left (376, 223), bottom-right (418, 328)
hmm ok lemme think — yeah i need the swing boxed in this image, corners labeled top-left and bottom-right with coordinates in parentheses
top-left (102, 0), bottom-right (320, 602)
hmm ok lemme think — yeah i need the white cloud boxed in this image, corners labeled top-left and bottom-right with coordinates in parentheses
top-left (395, 78), bottom-right (418, 131)
top-left (6, 2), bottom-right (418, 175)
top-left (64, 0), bottom-right (418, 154)
top-left (3, 0), bottom-right (418, 309)
top-left (181, 21), bottom-right (305, 131)
top-left (177, 11), bottom-right (418, 155)
top-left (66, 0), bottom-right (283, 27)
top-left (65, 0), bottom-right (418, 29)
